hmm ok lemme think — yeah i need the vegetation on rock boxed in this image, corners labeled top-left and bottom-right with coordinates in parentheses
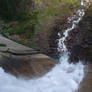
top-left (0, 0), bottom-right (87, 53)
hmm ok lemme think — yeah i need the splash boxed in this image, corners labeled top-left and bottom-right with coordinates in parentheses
top-left (0, 0), bottom-right (85, 92)
top-left (0, 61), bottom-right (84, 92)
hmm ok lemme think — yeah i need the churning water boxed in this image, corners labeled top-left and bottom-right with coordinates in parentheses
top-left (0, 60), bottom-right (84, 92)
top-left (0, 0), bottom-right (85, 92)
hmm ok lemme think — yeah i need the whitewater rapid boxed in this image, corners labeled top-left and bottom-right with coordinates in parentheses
top-left (0, 60), bottom-right (84, 92)
top-left (0, 0), bottom-right (85, 92)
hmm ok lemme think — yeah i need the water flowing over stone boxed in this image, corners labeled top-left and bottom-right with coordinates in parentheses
top-left (0, 0), bottom-right (86, 92)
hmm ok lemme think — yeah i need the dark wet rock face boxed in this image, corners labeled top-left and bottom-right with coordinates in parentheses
top-left (66, 8), bottom-right (92, 63)
top-left (49, 19), bottom-right (67, 54)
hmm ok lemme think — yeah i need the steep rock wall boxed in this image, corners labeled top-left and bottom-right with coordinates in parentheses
top-left (66, 5), bottom-right (92, 63)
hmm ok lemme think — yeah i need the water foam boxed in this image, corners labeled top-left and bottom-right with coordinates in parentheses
top-left (0, 60), bottom-right (84, 92)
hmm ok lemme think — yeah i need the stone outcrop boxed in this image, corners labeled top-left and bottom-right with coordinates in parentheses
top-left (78, 64), bottom-right (92, 92)
top-left (2, 0), bottom-right (80, 55)
top-left (66, 6), bottom-right (92, 63)
top-left (0, 53), bottom-right (57, 78)
top-left (0, 35), bottom-right (57, 78)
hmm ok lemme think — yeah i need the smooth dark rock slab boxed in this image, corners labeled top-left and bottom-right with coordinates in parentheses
top-left (0, 36), bottom-right (57, 77)
top-left (0, 54), bottom-right (57, 77)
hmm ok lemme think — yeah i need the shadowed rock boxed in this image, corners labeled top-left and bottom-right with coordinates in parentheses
top-left (78, 64), bottom-right (92, 92)
top-left (66, 7), bottom-right (92, 63)
top-left (0, 53), bottom-right (57, 78)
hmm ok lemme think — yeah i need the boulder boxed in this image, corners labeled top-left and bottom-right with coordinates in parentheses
top-left (0, 36), bottom-right (57, 78)
top-left (66, 6), bottom-right (92, 63)
top-left (0, 53), bottom-right (57, 78)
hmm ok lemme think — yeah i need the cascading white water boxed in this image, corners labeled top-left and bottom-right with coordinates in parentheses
top-left (0, 0), bottom-right (85, 92)
top-left (58, 0), bottom-right (85, 54)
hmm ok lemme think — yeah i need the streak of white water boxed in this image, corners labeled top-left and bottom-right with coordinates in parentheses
top-left (58, 4), bottom-right (85, 53)
top-left (0, 0), bottom-right (85, 92)
top-left (81, 0), bottom-right (84, 6)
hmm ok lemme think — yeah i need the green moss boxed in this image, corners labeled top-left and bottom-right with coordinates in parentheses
top-left (0, 43), bottom-right (6, 47)
top-left (0, 0), bottom-right (81, 49)
top-left (0, 0), bottom-right (32, 21)
top-left (87, 6), bottom-right (92, 17)
top-left (35, 0), bottom-right (80, 33)
top-left (0, 9), bottom-right (39, 38)
top-left (37, 0), bottom-right (80, 21)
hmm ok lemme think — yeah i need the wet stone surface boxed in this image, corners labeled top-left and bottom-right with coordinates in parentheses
top-left (0, 36), bottom-right (57, 78)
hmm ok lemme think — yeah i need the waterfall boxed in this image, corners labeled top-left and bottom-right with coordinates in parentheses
top-left (0, 0), bottom-right (85, 92)
top-left (58, 0), bottom-right (85, 54)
